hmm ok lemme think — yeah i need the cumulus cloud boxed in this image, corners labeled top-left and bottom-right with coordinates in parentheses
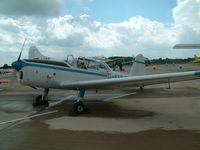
top-left (36, 15), bottom-right (170, 57)
top-left (40, 15), bottom-right (176, 56)
top-left (85, 17), bottom-right (176, 50)
top-left (172, 0), bottom-right (200, 44)
top-left (44, 15), bottom-right (100, 47)
top-left (173, 0), bottom-right (200, 31)
top-left (0, 0), bottom-right (65, 17)
top-left (0, 18), bottom-right (24, 47)
top-left (8, 15), bottom-right (176, 58)
top-left (0, 0), bottom-right (200, 66)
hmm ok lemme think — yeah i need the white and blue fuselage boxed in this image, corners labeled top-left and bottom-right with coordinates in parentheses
top-left (12, 59), bottom-right (128, 89)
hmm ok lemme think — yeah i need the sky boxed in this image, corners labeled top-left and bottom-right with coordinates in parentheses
top-left (63, 0), bottom-right (176, 23)
top-left (0, 0), bottom-right (200, 66)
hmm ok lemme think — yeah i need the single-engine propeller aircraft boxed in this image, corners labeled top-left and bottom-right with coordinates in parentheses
top-left (173, 44), bottom-right (200, 63)
top-left (194, 55), bottom-right (200, 63)
top-left (11, 45), bottom-right (200, 116)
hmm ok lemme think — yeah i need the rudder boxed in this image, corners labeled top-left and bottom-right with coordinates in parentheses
top-left (129, 54), bottom-right (146, 76)
top-left (28, 46), bottom-right (49, 60)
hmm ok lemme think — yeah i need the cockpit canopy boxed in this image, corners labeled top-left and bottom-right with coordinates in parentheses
top-left (65, 55), bottom-right (112, 73)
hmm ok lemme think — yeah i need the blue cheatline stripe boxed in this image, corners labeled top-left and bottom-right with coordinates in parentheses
top-left (21, 61), bottom-right (108, 77)
top-left (195, 72), bottom-right (200, 75)
top-left (135, 60), bottom-right (145, 64)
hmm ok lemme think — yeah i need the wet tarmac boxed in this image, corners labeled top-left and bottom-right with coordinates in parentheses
top-left (1, 123), bottom-right (200, 150)
top-left (0, 63), bottom-right (200, 150)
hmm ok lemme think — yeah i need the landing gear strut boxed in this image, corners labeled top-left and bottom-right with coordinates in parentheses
top-left (140, 86), bottom-right (144, 92)
top-left (69, 88), bottom-right (89, 116)
top-left (32, 88), bottom-right (49, 107)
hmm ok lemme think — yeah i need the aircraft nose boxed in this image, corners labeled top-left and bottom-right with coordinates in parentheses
top-left (12, 61), bottom-right (23, 71)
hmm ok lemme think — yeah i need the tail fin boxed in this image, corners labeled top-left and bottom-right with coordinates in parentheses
top-left (28, 46), bottom-right (50, 60)
top-left (129, 54), bottom-right (146, 76)
top-left (194, 54), bottom-right (199, 61)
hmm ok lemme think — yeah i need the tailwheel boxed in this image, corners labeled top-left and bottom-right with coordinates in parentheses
top-left (32, 95), bottom-right (49, 107)
top-left (69, 101), bottom-right (87, 116)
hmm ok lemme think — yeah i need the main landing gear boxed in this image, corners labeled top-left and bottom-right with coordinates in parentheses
top-left (32, 87), bottom-right (88, 116)
top-left (69, 88), bottom-right (89, 116)
top-left (32, 88), bottom-right (49, 107)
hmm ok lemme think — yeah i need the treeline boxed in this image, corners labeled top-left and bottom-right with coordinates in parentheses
top-left (108, 56), bottom-right (195, 65)
top-left (108, 56), bottom-right (134, 63)
top-left (0, 64), bottom-right (12, 69)
top-left (150, 58), bottom-right (194, 64)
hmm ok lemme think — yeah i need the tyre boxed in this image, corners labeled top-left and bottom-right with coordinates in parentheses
top-left (32, 95), bottom-right (44, 107)
top-left (73, 101), bottom-right (85, 114)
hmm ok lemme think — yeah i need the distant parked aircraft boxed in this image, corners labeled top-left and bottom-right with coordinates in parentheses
top-left (173, 44), bottom-right (200, 63)
top-left (173, 44), bottom-right (200, 49)
top-left (194, 55), bottom-right (200, 63)
top-left (0, 80), bottom-right (9, 84)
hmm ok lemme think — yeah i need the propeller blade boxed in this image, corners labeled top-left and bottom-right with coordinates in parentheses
top-left (17, 39), bottom-right (26, 61)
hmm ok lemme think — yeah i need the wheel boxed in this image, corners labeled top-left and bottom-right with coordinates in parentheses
top-left (42, 99), bottom-right (49, 106)
top-left (32, 95), bottom-right (42, 107)
top-left (140, 86), bottom-right (143, 92)
top-left (32, 95), bottom-right (48, 107)
top-left (73, 101), bottom-right (85, 114)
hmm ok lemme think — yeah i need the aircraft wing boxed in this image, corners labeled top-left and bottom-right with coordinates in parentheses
top-left (60, 71), bottom-right (200, 89)
top-left (173, 44), bottom-right (200, 49)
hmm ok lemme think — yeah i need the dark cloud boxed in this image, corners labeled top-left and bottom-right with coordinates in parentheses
top-left (0, 0), bottom-right (64, 17)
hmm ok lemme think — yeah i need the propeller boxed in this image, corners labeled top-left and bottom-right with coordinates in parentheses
top-left (9, 39), bottom-right (27, 89)
top-left (17, 39), bottom-right (26, 61)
